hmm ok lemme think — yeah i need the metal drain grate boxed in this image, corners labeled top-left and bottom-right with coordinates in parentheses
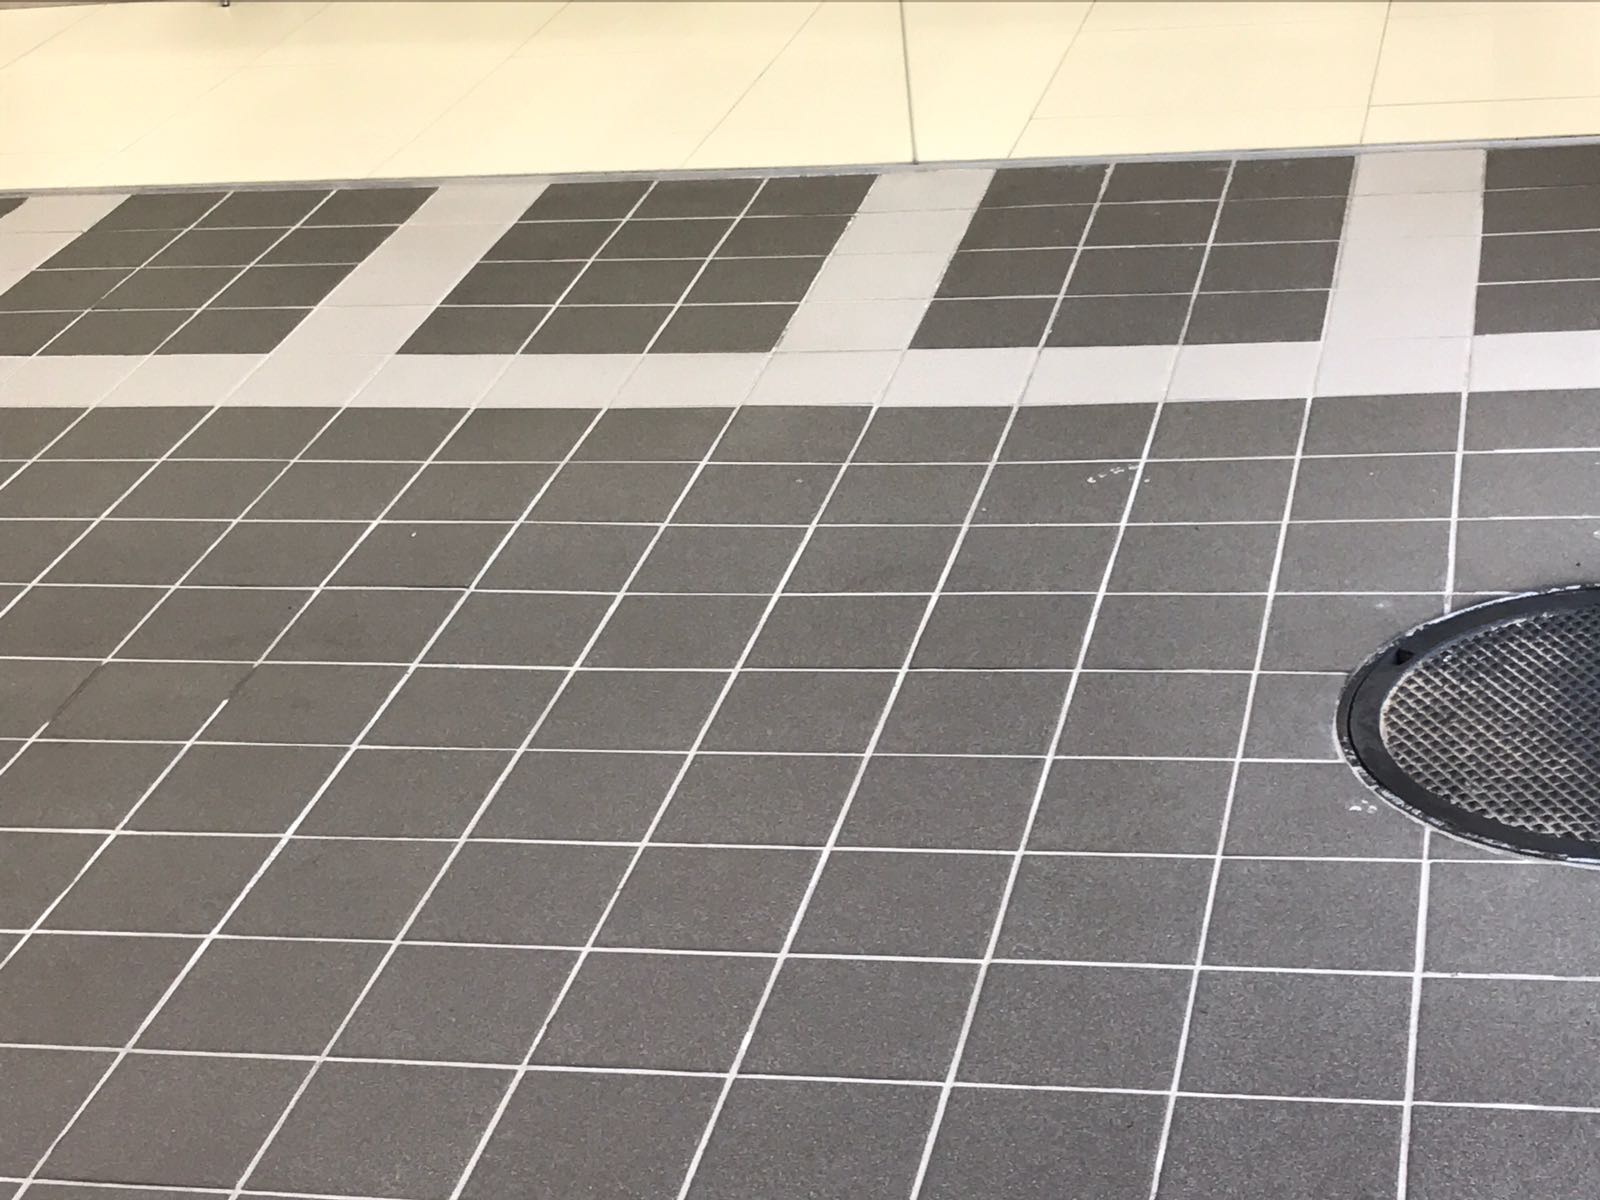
top-left (1339, 586), bottom-right (1600, 862)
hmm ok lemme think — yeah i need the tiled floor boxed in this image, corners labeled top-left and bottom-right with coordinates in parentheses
top-left (9, 2), bottom-right (1600, 190)
top-left (7, 141), bottom-right (1600, 1198)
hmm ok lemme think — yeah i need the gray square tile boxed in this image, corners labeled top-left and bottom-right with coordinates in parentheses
top-left (598, 846), bottom-right (817, 951)
top-left (714, 405), bottom-right (868, 463)
top-left (93, 190), bottom-right (225, 231)
top-left (49, 661), bottom-right (247, 740)
top-left (263, 224), bottom-right (393, 265)
top-left (1278, 519), bottom-right (1450, 591)
top-left (744, 958), bottom-right (975, 1079)
top-left (246, 1061), bottom-right (509, 1199)
top-left (825, 464), bottom-right (985, 523)
top-left (0, 1047), bottom-right (113, 1177)
top-left (1004, 404), bottom-right (1155, 462)
top-left (1206, 860), bottom-right (1418, 970)
top-left (533, 669), bottom-right (725, 750)
top-left (390, 463), bottom-right (554, 521)
top-left (923, 1089), bottom-right (1163, 1200)
top-left (857, 406), bottom-right (1009, 463)
top-left (1087, 200), bottom-right (1216, 246)
top-left (1200, 241), bottom-right (1338, 291)
top-left (45, 520), bottom-right (221, 585)
top-left (0, 741), bottom-right (174, 827)
top-left (524, 180), bottom-right (647, 219)
top-left (1109, 523), bottom-right (1280, 592)
top-left (565, 258), bottom-right (695, 304)
top-left (587, 594), bottom-right (765, 668)
top-left (43, 309), bottom-right (188, 355)
top-left (948, 525), bottom-right (1116, 591)
top-left (656, 753), bottom-right (857, 845)
top-left (1242, 671), bottom-right (1343, 759)
top-left (159, 307), bottom-right (309, 355)
top-left (531, 461), bottom-right (694, 522)
top-left (916, 593), bottom-right (1093, 668)
top-left (213, 263), bottom-right (350, 307)
top-left (1059, 671), bottom-right (1248, 758)
top-left (936, 248), bottom-right (1074, 298)
top-left (1292, 453), bottom-right (1454, 520)
top-left (333, 522), bottom-right (504, 588)
top-left (336, 944), bottom-right (573, 1064)
top-left (962, 205), bottom-right (1090, 251)
top-left (534, 951), bottom-right (769, 1070)
top-left (410, 842), bottom-right (630, 945)
top-left (914, 296), bottom-right (1055, 348)
top-left (1157, 1097), bottom-right (1401, 1200)
top-left (674, 463), bottom-right (836, 524)
top-left (636, 525), bottom-right (804, 592)
top-left (114, 461), bottom-right (285, 520)
top-left (1476, 279), bottom-right (1600, 334)
top-left (400, 305), bottom-right (545, 354)
top-left (302, 747), bottom-right (509, 837)
top-left (999, 854), bottom-right (1211, 962)
top-left (302, 408), bottom-right (458, 462)
top-left (705, 670), bottom-right (894, 752)
top-left (1306, 392), bottom-right (1461, 455)
top-left (959, 963), bottom-right (1188, 1087)
top-left (577, 407), bottom-right (728, 462)
top-left (1454, 517), bottom-right (1600, 591)
top-left (94, 264), bottom-right (232, 309)
top-left (1416, 977), bottom-right (1600, 1105)
top-left (525, 304), bottom-right (669, 353)
top-left (1182, 969), bottom-right (1409, 1097)
top-left (640, 178), bottom-right (759, 217)
top-left (1262, 592), bottom-right (1441, 671)
top-left (45, 226), bottom-right (171, 269)
top-left (750, 595), bottom-right (926, 668)
top-left (491, 219), bottom-right (617, 261)
top-left (477, 749), bottom-right (681, 840)
top-left (133, 743), bottom-right (342, 834)
top-left (460, 1072), bottom-right (719, 1200)
top-left (1468, 388), bottom-right (1600, 450)
top-left (199, 188), bottom-right (327, 227)
top-left (252, 461), bottom-right (418, 520)
top-left (371, 665), bottom-right (561, 748)
top-left (437, 408), bottom-right (592, 462)
top-left (0, 519), bottom-right (88, 582)
top-left (839, 756), bottom-right (1041, 851)
top-left (1152, 398), bottom-right (1303, 459)
top-left (0, 309), bottom-right (74, 353)
top-left (796, 850), bottom-right (1010, 957)
top-left (690, 257), bottom-right (822, 303)
top-left (1426, 861), bottom-right (1600, 973)
top-left (720, 214), bottom-right (848, 257)
top-left (44, 407), bottom-right (200, 459)
top-left (1461, 451), bottom-right (1600, 517)
top-left (124, 587), bottom-right (308, 661)
top-left (483, 521), bottom-right (653, 589)
top-left (139, 938), bottom-right (379, 1054)
top-left (225, 838), bottom-right (449, 938)
top-left (0, 583), bottom-right (155, 656)
top-left (1048, 294), bottom-right (1189, 346)
top-left (1068, 244), bottom-right (1204, 295)
top-left (442, 261), bottom-right (578, 306)
top-left (0, 657), bottom-right (94, 736)
top-left (1087, 594), bottom-right (1264, 668)
top-left (1030, 759), bottom-right (1232, 853)
top-left (0, 832), bottom-right (101, 924)
top-left (687, 1079), bottom-right (934, 1200)
top-left (204, 662), bottom-right (401, 743)
top-left (978, 462), bottom-right (1136, 523)
top-left (1233, 156), bottom-right (1353, 198)
top-left (882, 670), bottom-right (1068, 754)
top-left (0, 461), bottom-right (147, 518)
top-left (1134, 458), bottom-right (1292, 524)
top-left (0, 933), bottom-right (190, 1044)
top-left (190, 522), bottom-right (362, 587)
top-left (46, 1054), bottom-right (307, 1188)
top-left (1225, 761), bottom-right (1422, 857)
top-left (426, 592), bottom-right (608, 666)
top-left (1215, 197), bottom-right (1345, 242)
top-left (1407, 1106), bottom-right (1600, 1200)
top-left (753, 174), bottom-right (873, 216)
top-left (789, 525), bottom-right (959, 592)
top-left (46, 833), bottom-right (267, 933)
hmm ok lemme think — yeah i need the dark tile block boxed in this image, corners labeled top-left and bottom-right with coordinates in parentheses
top-left (656, 752), bottom-right (858, 845)
top-left (1467, 387), bottom-right (1600, 450)
top-left (1030, 759), bottom-right (1232, 854)
top-left (1484, 183), bottom-right (1600, 234)
top-left (532, 669), bottom-right (724, 750)
top-left (1426, 861), bottom-right (1600, 973)
top-left (635, 524), bottom-right (804, 592)
top-left (438, 408), bottom-right (593, 461)
top-left (912, 297), bottom-right (1055, 348)
top-left (529, 461), bottom-right (694, 522)
top-left (96, 264), bottom-right (233, 308)
top-left (1461, 450), bottom-right (1600, 516)
top-left (718, 214), bottom-right (849, 257)
top-left (1477, 279), bottom-right (1600, 333)
top-left (372, 665), bottom-right (563, 748)
top-left (0, 407), bottom-right (77, 457)
top-left (94, 190), bottom-right (225, 231)
top-left (1242, 671), bottom-right (1344, 759)
top-left (150, 226), bottom-right (279, 267)
top-left (227, 838), bottom-right (448, 938)
top-left (261, 224), bottom-right (393, 265)
top-left (0, 461), bottom-right (147, 518)
top-left (1201, 240), bottom-right (1338, 291)
top-left (1214, 197), bottom-right (1346, 242)
top-left (753, 173), bottom-right (874, 215)
top-left (0, 832), bottom-right (101, 924)
top-left (795, 850), bottom-right (1011, 956)
top-left (391, 462), bottom-right (554, 520)
top-left (602, 216), bottom-right (730, 259)
top-left (524, 180), bottom-right (649, 220)
top-left (916, 592), bottom-right (1093, 668)
top-left (983, 164), bottom-right (1104, 206)
top-left (960, 204), bottom-right (1091, 250)
top-left (1087, 593), bottom-right (1265, 668)
top-left (936, 248), bottom-right (1074, 298)
top-left (1408, 1107), bottom-right (1600, 1200)
top-left (334, 522), bottom-right (506, 588)
top-left (1479, 230), bottom-right (1600, 282)
top-left (653, 302), bottom-right (795, 353)
top-left (881, 670), bottom-right (1067, 755)
top-left (1231, 155), bottom-right (1353, 198)
top-left (479, 749), bottom-right (680, 840)
top-left (860, 405), bottom-right (1009, 462)
top-left (428, 591), bottom-right (611, 665)
top-left (1207, 859), bottom-right (1419, 970)
top-left (46, 521), bottom-right (214, 585)
top-left (1110, 523), bottom-right (1280, 592)
top-left (566, 257), bottom-right (698, 304)
top-left (598, 845), bottom-right (817, 951)
top-left (0, 657), bottom-right (94, 735)
top-left (1058, 671), bottom-right (1249, 758)
top-left (1184, 289), bottom-right (1327, 343)
top-left (202, 662), bottom-right (401, 744)
top-left (0, 583), bottom-right (155, 656)
top-left (0, 933), bottom-right (191, 1044)
top-left (309, 185), bottom-right (433, 225)
top-left (0, 1047), bottom-right (113, 1176)
top-left (1487, 143), bottom-right (1600, 188)
top-left (1291, 453), bottom-right (1454, 519)
top-left (1004, 402), bottom-right (1154, 461)
top-left (1416, 977), bottom-right (1600, 1105)
top-left (0, 310), bottom-right (74, 353)
top-left (489, 219), bottom-right (616, 260)
top-left (48, 661), bottom-right (246, 740)
top-left (411, 843), bottom-right (631, 945)
top-left (41, 308), bottom-right (188, 355)
top-left (839, 756), bottom-right (1041, 851)
top-left (825, 463), bottom-right (986, 523)
top-left (0, 519), bottom-right (91, 582)
top-left (483, 521), bottom-right (653, 589)
top-left (715, 404), bottom-right (868, 462)
top-left (0, 742), bottom-right (172, 827)
top-left (1, 268), bottom-right (127, 312)
top-left (949, 525), bottom-right (1117, 590)
top-left (251, 460), bottom-right (418, 519)
top-left (399, 305), bottom-right (545, 353)
top-left (198, 188), bottom-right (328, 228)
top-left (43, 406), bottom-right (195, 459)
top-left (579, 406), bottom-right (728, 461)
top-left (689, 255), bottom-right (822, 303)
top-left (1226, 761), bottom-right (1423, 857)
top-left (998, 854), bottom-right (1211, 962)
top-left (114, 459), bottom-right (286, 518)
top-left (133, 743), bottom-right (342, 834)
top-left (789, 525), bottom-right (958, 591)
top-left (749, 594), bottom-right (927, 668)
top-left (705, 670), bottom-right (894, 752)
top-left (211, 263), bottom-right (351, 307)
top-left (1104, 159), bottom-right (1228, 202)
top-left (587, 594), bottom-right (764, 668)
top-left (302, 407), bottom-right (459, 461)
top-left (190, 521), bottom-right (361, 586)
top-left (978, 461), bottom-right (1137, 523)
top-left (1087, 201), bottom-right (1217, 246)
top-left (46, 833), bottom-right (266, 934)
top-left (1262, 592), bottom-right (1441, 671)
top-left (1454, 516), bottom-right (1600, 591)
top-left (1278, 519), bottom-right (1450, 591)
top-left (124, 586), bottom-right (309, 661)
top-left (302, 747), bottom-right (509, 837)
top-left (639, 177), bottom-right (760, 217)
top-left (1068, 244), bottom-right (1204, 295)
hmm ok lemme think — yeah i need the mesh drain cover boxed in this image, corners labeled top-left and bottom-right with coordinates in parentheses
top-left (1339, 586), bottom-right (1600, 862)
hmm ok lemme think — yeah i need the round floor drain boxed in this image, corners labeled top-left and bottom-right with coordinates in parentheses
top-left (1339, 585), bottom-right (1600, 862)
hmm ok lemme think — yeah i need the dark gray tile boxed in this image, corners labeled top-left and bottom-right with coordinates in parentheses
top-left (1068, 244), bottom-right (1204, 295)
top-left (881, 670), bottom-right (1068, 755)
top-left (0, 1047), bottom-right (114, 1177)
top-left (978, 461), bottom-right (1137, 523)
top-left (949, 525), bottom-right (1117, 591)
top-left (252, 461), bottom-right (418, 520)
top-left (0, 933), bottom-right (190, 1044)
top-left (212, 263), bottom-right (350, 307)
top-left (0, 584), bottom-right (155, 656)
top-left (226, 839), bottom-right (449, 938)
top-left (602, 216), bottom-right (729, 258)
top-left (438, 408), bottom-right (592, 462)
top-left (1307, 393), bottom-right (1461, 456)
top-left (1152, 397), bottom-right (1302, 458)
top-left (303, 408), bottom-right (458, 461)
top-left (750, 594), bottom-right (926, 668)
top-left (391, 462), bottom-right (554, 520)
top-left (123, 586), bottom-right (308, 660)
top-left (490, 219), bottom-right (617, 261)
top-left (535, 951), bottom-right (769, 1070)
top-left (689, 256), bottom-right (822, 303)
top-left (429, 592), bottom-right (610, 666)
top-left (0, 407), bottom-right (77, 458)
top-left (639, 177), bottom-right (759, 217)
top-left (1215, 197), bottom-right (1346, 242)
top-left (46, 1054), bottom-right (308, 1188)
top-left (1477, 279), bottom-right (1600, 333)
top-left (657, 753), bottom-right (857, 845)
top-left (133, 743), bottom-right (343, 833)
top-left (598, 846), bottom-right (817, 951)
top-left (0, 309), bottom-right (75, 352)
top-left (190, 521), bottom-right (362, 586)
top-left (1, 269), bottom-right (127, 312)
top-left (478, 749), bottom-right (681, 840)
top-left (578, 406), bottom-right (728, 461)
top-left (1206, 859), bottom-right (1418, 970)
top-left (46, 834), bottom-right (268, 933)
top-left (1427, 861), bottom-right (1600, 973)
top-left (49, 661), bottom-right (247, 740)
top-left (916, 592), bottom-right (1093, 668)
top-left (199, 188), bottom-right (327, 228)
top-left (0, 461), bottom-right (147, 518)
top-left (1104, 159), bottom-right (1228, 202)
top-left (936, 248), bottom-right (1073, 297)
top-left (373, 666), bottom-right (562, 748)
top-left (913, 297), bottom-right (1054, 348)
top-left (1292, 453), bottom-right (1454, 519)
top-left (1454, 517), bottom-right (1600, 590)
top-left (745, 958), bottom-right (975, 1079)
top-left (45, 407), bottom-right (200, 458)
top-left (1461, 450), bottom-right (1600, 516)
top-left (1408, 1107), bottom-right (1600, 1200)
top-left (138, 938), bottom-right (379, 1053)
top-left (530, 461), bottom-right (694, 522)
top-left (705, 670), bottom-right (894, 752)
top-left (635, 525), bottom-right (804, 592)
top-left (246, 1061), bottom-right (509, 1199)
top-left (1225, 761), bottom-right (1422, 857)
top-left (1485, 184), bottom-right (1600, 234)
top-left (566, 257), bottom-right (697, 304)
top-left (94, 265), bottom-right (232, 309)
top-left (484, 522), bottom-right (651, 591)
top-left (149, 226), bottom-right (279, 267)
top-left (859, 406), bottom-right (1008, 462)
top-left (588, 594), bottom-right (764, 667)
top-left (262, 224), bottom-right (393, 265)
top-left (0, 741), bottom-right (173, 827)
top-left (0, 519), bottom-right (86, 582)
top-left (1278, 519), bottom-right (1450, 591)
top-left (841, 755), bottom-right (1039, 851)
top-left (790, 524), bottom-right (957, 591)
top-left (678, 463), bottom-right (838, 524)
top-left (824, 463), bottom-right (984, 523)
top-left (1231, 155), bottom-right (1353, 198)
top-left (337, 944), bottom-right (573, 1063)
top-left (1185, 289), bottom-right (1327, 343)
top-left (461, 1071), bottom-right (719, 1200)
top-left (1467, 388), bottom-right (1600, 449)
top-left (1049, 292), bottom-right (1190, 346)
top-left (715, 405), bottom-right (868, 462)
top-left (1004, 403), bottom-right (1154, 461)
top-left (334, 522), bottom-right (506, 588)
top-left (1158, 1097), bottom-right (1401, 1200)
top-left (982, 164), bottom-right (1103, 206)
top-left (1487, 143), bottom-right (1600, 188)
top-left (1479, 230), bottom-right (1600, 281)
top-left (411, 843), bottom-right (630, 945)
top-left (1030, 759), bottom-right (1232, 853)
top-left (0, 657), bottom-right (93, 734)
top-left (719, 213), bottom-right (849, 256)
top-left (400, 305), bottom-right (545, 353)
top-left (525, 304), bottom-right (670, 353)
top-left (114, 459), bottom-right (285, 519)
top-left (0, 832), bottom-right (101, 924)
top-left (524, 180), bottom-right (648, 220)
top-left (93, 190), bottom-right (224, 231)
top-left (1243, 671), bottom-right (1343, 759)
top-left (1262, 592), bottom-right (1440, 671)
top-left (961, 205), bottom-right (1090, 250)
top-left (1110, 523), bottom-right (1280, 592)
top-left (688, 1079), bottom-right (934, 1200)
top-left (42, 308), bottom-right (188, 354)
top-left (302, 747), bottom-right (510, 837)
top-left (796, 850), bottom-right (1011, 956)
top-left (1183, 969), bottom-right (1409, 1097)
top-left (310, 185), bottom-right (432, 225)
top-left (443, 260), bottom-right (580, 305)
top-left (46, 520), bottom-right (221, 584)
top-left (532, 669), bottom-right (724, 750)
top-left (959, 963), bottom-right (1188, 1087)
top-left (1417, 977), bottom-right (1600, 1105)
top-left (1059, 671), bottom-right (1249, 758)
top-left (1088, 200), bottom-right (1217, 246)
top-left (753, 173), bottom-right (873, 215)
top-left (1088, 593), bottom-right (1265, 668)
top-left (999, 854), bottom-right (1211, 962)
top-left (924, 1088), bottom-right (1162, 1200)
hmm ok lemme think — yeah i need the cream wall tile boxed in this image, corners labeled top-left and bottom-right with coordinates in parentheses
top-left (22, 1), bottom-right (320, 66)
top-left (517, 2), bottom-right (816, 60)
top-left (0, 3), bottom-right (86, 70)
top-left (257, 1), bottom-right (562, 66)
top-left (1014, 108), bottom-right (1365, 159)
top-left (1365, 99), bottom-right (1600, 145)
top-left (1082, 2), bottom-right (1384, 31)
top-left (0, 59), bottom-right (236, 157)
top-left (1371, 5), bottom-right (1600, 105)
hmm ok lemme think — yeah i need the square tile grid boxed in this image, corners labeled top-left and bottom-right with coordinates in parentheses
top-left (1478, 145), bottom-right (1600, 334)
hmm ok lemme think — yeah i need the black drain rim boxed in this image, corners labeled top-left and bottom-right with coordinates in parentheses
top-left (1338, 584), bottom-right (1600, 863)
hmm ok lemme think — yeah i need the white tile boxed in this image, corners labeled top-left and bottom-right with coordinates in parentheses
top-left (1166, 342), bottom-right (1320, 401)
top-left (228, 353), bottom-right (387, 407)
top-left (1022, 345), bottom-right (1175, 406)
top-left (0, 230), bottom-right (74, 271)
top-left (479, 354), bottom-right (637, 409)
top-left (1343, 193), bottom-right (1483, 242)
top-left (1324, 287), bottom-right (1477, 342)
top-left (0, 192), bottom-right (125, 233)
top-left (352, 355), bottom-right (508, 407)
top-left (805, 252), bottom-right (949, 302)
top-left (1372, 5), bottom-right (1600, 105)
top-left (834, 210), bottom-right (973, 257)
top-left (747, 350), bottom-right (898, 406)
top-left (881, 348), bottom-right (1036, 407)
top-left (1364, 97), bottom-right (1600, 145)
top-left (324, 224), bottom-right (507, 307)
top-left (1315, 337), bottom-right (1470, 396)
top-left (1352, 149), bottom-right (1485, 195)
top-left (1470, 331), bottom-right (1600, 391)
top-left (860, 169), bottom-right (993, 213)
top-left (0, 355), bottom-right (137, 407)
top-left (276, 306), bottom-right (434, 357)
top-left (410, 182), bottom-right (547, 225)
top-left (613, 353), bottom-right (764, 408)
top-left (101, 354), bottom-right (263, 407)
top-left (1333, 236), bottom-right (1481, 294)
top-left (778, 300), bottom-right (925, 352)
